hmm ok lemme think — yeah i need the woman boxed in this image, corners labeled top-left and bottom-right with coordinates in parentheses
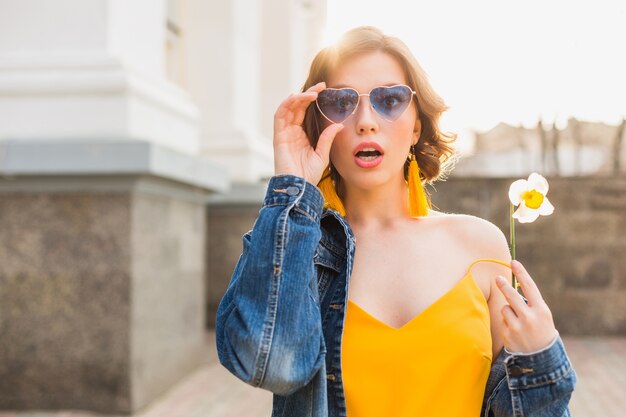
top-left (216, 26), bottom-right (576, 417)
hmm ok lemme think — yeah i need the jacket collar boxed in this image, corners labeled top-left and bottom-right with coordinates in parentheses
top-left (316, 209), bottom-right (354, 271)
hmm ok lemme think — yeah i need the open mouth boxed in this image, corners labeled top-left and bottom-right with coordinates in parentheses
top-left (355, 148), bottom-right (383, 161)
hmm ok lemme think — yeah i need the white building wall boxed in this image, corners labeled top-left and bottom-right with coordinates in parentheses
top-left (183, 0), bottom-right (326, 183)
top-left (0, 0), bottom-right (200, 154)
top-left (260, 0), bottom-right (326, 142)
top-left (0, 0), bottom-right (327, 183)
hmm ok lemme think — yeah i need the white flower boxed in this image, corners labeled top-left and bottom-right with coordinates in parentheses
top-left (508, 173), bottom-right (555, 223)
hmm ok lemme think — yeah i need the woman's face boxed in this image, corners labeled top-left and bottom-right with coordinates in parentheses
top-left (325, 51), bottom-right (420, 194)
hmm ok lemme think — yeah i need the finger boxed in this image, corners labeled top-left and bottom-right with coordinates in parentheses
top-left (274, 94), bottom-right (295, 130)
top-left (496, 275), bottom-right (527, 314)
top-left (274, 92), bottom-right (318, 131)
top-left (511, 260), bottom-right (543, 306)
top-left (305, 81), bottom-right (326, 94)
top-left (288, 82), bottom-right (326, 120)
top-left (283, 91), bottom-right (321, 126)
top-left (291, 95), bottom-right (318, 126)
top-left (283, 92), bottom-right (318, 113)
top-left (500, 304), bottom-right (518, 325)
top-left (316, 123), bottom-right (344, 161)
top-left (287, 81), bottom-right (326, 110)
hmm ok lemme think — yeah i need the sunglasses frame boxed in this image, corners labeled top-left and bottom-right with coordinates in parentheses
top-left (315, 84), bottom-right (418, 124)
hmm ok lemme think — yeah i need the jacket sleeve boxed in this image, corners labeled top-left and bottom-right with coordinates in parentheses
top-left (215, 175), bottom-right (326, 396)
top-left (481, 332), bottom-right (577, 417)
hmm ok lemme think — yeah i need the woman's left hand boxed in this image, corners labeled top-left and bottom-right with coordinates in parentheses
top-left (496, 259), bottom-right (558, 353)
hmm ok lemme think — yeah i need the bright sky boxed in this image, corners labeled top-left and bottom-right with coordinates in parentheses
top-left (324, 0), bottom-right (626, 152)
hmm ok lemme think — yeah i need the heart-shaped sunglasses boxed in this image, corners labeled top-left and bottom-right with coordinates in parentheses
top-left (315, 84), bottom-right (417, 124)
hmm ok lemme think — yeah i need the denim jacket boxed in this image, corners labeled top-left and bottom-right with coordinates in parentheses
top-left (216, 175), bottom-right (577, 417)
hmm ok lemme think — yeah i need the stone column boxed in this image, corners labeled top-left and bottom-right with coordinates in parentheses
top-left (0, 140), bottom-right (229, 414)
top-left (259, 0), bottom-right (327, 142)
top-left (201, 0), bottom-right (327, 327)
top-left (0, 0), bottom-right (200, 154)
top-left (0, 0), bottom-right (229, 413)
top-left (183, 0), bottom-right (326, 183)
top-left (183, 0), bottom-right (269, 183)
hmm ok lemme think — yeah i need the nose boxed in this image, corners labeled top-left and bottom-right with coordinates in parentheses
top-left (354, 95), bottom-right (378, 134)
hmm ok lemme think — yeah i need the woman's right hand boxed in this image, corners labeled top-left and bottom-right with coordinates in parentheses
top-left (273, 82), bottom-right (344, 185)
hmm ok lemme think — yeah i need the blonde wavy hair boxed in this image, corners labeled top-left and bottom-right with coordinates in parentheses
top-left (302, 26), bottom-right (458, 192)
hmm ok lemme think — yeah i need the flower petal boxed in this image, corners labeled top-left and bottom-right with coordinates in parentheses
top-left (528, 172), bottom-right (549, 195)
top-left (512, 203), bottom-right (530, 218)
top-left (538, 197), bottom-right (555, 216)
top-left (508, 179), bottom-right (528, 205)
top-left (513, 203), bottom-right (540, 223)
top-left (518, 210), bottom-right (540, 223)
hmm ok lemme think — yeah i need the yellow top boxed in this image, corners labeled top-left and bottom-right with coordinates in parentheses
top-left (341, 259), bottom-right (511, 417)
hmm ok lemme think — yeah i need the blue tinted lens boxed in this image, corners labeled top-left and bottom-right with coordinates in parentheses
top-left (369, 85), bottom-right (413, 121)
top-left (316, 88), bottom-right (359, 123)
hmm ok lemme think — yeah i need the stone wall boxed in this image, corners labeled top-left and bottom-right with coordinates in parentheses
top-left (206, 188), bottom-right (265, 328)
top-left (430, 176), bottom-right (626, 336)
top-left (0, 139), bottom-right (227, 414)
top-left (130, 191), bottom-right (208, 410)
top-left (207, 176), bottom-right (626, 336)
top-left (0, 192), bottom-right (133, 411)
top-left (0, 188), bottom-right (209, 413)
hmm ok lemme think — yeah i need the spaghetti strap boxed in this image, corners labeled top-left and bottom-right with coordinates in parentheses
top-left (466, 258), bottom-right (512, 275)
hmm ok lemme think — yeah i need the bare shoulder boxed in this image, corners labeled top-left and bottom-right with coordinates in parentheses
top-left (428, 210), bottom-right (510, 254)
top-left (455, 213), bottom-right (508, 248)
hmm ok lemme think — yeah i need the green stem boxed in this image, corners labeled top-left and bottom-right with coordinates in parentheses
top-left (509, 202), bottom-right (517, 290)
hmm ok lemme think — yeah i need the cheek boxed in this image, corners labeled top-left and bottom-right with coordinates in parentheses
top-left (392, 122), bottom-right (416, 149)
top-left (329, 131), bottom-right (351, 166)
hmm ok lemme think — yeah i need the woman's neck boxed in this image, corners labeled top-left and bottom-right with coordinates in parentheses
top-left (341, 175), bottom-right (411, 229)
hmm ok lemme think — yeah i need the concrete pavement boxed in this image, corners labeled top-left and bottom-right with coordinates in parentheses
top-left (1, 332), bottom-right (624, 417)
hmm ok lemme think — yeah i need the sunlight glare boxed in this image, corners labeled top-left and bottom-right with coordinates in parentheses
top-left (323, 0), bottom-right (626, 152)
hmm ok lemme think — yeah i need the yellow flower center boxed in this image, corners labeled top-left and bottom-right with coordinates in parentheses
top-left (522, 190), bottom-right (544, 209)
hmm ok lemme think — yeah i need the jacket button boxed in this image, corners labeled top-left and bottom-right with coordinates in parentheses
top-left (508, 365), bottom-right (533, 377)
top-left (326, 373), bottom-right (336, 381)
top-left (286, 186), bottom-right (300, 196)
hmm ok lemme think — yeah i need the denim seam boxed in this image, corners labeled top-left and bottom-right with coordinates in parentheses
top-left (254, 205), bottom-right (292, 388)
top-left (511, 388), bottom-right (524, 417)
top-left (317, 270), bottom-right (332, 300)
top-left (320, 237), bottom-right (345, 257)
top-left (483, 376), bottom-right (507, 417)
top-left (293, 206), bottom-right (318, 223)
top-left (508, 363), bottom-right (573, 389)
top-left (314, 257), bottom-right (341, 272)
top-left (265, 201), bottom-right (293, 208)
top-left (320, 214), bottom-right (350, 256)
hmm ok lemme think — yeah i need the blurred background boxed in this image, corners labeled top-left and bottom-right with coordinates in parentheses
top-left (0, 0), bottom-right (624, 416)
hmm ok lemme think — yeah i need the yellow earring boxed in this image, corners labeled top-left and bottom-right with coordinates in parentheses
top-left (317, 166), bottom-right (346, 217)
top-left (408, 146), bottom-right (431, 217)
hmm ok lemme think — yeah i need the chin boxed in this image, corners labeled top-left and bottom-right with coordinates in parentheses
top-left (340, 171), bottom-right (394, 192)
